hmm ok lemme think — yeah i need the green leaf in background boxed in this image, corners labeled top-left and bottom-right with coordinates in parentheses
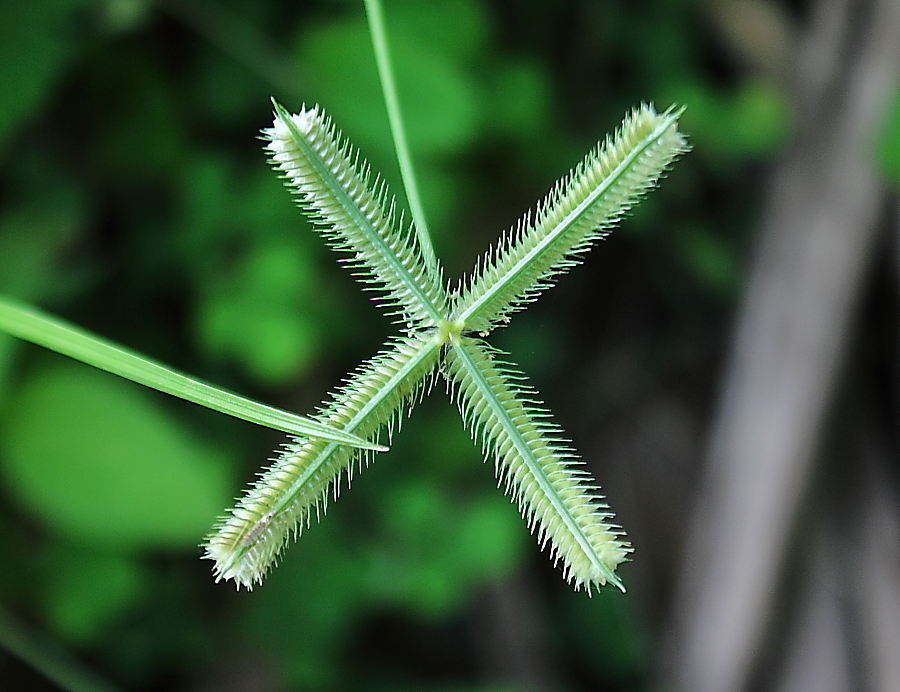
top-left (0, 0), bottom-right (94, 152)
top-left (177, 157), bottom-right (330, 384)
top-left (246, 522), bottom-right (365, 690)
top-left (669, 78), bottom-right (790, 159)
top-left (0, 363), bottom-right (232, 548)
top-left (296, 0), bottom-right (484, 235)
top-left (481, 58), bottom-right (552, 140)
top-left (196, 237), bottom-right (323, 384)
top-left (558, 588), bottom-right (648, 683)
top-left (672, 223), bottom-right (741, 298)
top-left (385, 0), bottom-right (489, 61)
top-left (298, 6), bottom-right (480, 161)
top-left (0, 189), bottom-right (86, 303)
top-left (294, 0), bottom-right (557, 245)
top-left (369, 480), bottom-right (525, 617)
top-left (0, 187), bottom-right (86, 400)
top-left (40, 544), bottom-right (146, 644)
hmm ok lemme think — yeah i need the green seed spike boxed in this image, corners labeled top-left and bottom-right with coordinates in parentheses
top-left (453, 104), bottom-right (689, 336)
top-left (265, 100), bottom-right (446, 328)
top-left (445, 337), bottom-right (630, 593)
top-left (203, 334), bottom-right (442, 588)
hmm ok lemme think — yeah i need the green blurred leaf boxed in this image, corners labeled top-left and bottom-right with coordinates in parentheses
top-left (195, 237), bottom-right (323, 383)
top-left (558, 589), bottom-right (648, 682)
top-left (247, 523), bottom-right (364, 690)
top-left (0, 187), bottom-right (86, 400)
top-left (367, 479), bottom-right (524, 617)
top-left (0, 0), bottom-right (94, 152)
top-left (298, 13), bottom-right (479, 161)
top-left (452, 494), bottom-right (525, 577)
top-left (176, 157), bottom-right (329, 383)
top-left (41, 544), bottom-right (146, 644)
top-left (673, 223), bottom-right (740, 297)
top-left (386, 0), bottom-right (489, 61)
top-left (481, 59), bottom-right (552, 140)
top-left (730, 80), bottom-right (792, 156)
top-left (193, 45), bottom-right (270, 126)
top-left (86, 52), bottom-right (187, 183)
top-left (671, 78), bottom-right (790, 159)
top-left (0, 363), bottom-right (232, 548)
top-left (97, 0), bottom-right (151, 33)
top-left (0, 189), bottom-right (86, 301)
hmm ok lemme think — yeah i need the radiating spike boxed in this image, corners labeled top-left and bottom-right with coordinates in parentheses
top-left (452, 104), bottom-right (688, 334)
top-left (445, 337), bottom-right (631, 592)
top-left (263, 102), bottom-right (446, 328)
top-left (203, 335), bottom-right (442, 589)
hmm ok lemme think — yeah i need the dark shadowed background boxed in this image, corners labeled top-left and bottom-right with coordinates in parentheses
top-left (1, 1), bottom-right (899, 691)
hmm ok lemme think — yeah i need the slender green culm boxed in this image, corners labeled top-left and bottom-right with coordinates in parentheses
top-left (205, 99), bottom-right (688, 593)
top-left (363, 0), bottom-right (438, 276)
top-left (0, 297), bottom-right (383, 450)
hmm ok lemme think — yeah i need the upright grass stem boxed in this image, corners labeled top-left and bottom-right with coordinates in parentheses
top-left (363, 0), bottom-right (438, 276)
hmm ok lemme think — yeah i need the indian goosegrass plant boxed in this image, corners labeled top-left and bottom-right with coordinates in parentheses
top-left (202, 100), bottom-right (688, 593)
top-left (0, 4), bottom-right (688, 597)
top-left (0, 100), bottom-right (689, 596)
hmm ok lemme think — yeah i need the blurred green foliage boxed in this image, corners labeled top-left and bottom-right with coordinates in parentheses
top-left (2, 363), bottom-right (230, 548)
top-left (0, 0), bottom-right (793, 690)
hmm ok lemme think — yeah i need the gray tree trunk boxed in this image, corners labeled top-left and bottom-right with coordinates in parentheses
top-left (663, 0), bottom-right (900, 690)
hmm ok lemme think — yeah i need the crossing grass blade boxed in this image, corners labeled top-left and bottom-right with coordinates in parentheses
top-left (0, 297), bottom-right (383, 450)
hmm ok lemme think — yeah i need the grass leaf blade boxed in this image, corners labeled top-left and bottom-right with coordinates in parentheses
top-left (363, 0), bottom-right (438, 275)
top-left (0, 297), bottom-right (383, 450)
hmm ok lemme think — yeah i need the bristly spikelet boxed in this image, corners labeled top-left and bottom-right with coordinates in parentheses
top-left (264, 101), bottom-right (446, 328)
top-left (445, 337), bottom-right (631, 593)
top-left (453, 104), bottom-right (689, 335)
top-left (203, 335), bottom-right (442, 588)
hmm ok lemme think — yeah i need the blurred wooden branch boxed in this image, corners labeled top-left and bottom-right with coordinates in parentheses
top-left (663, 0), bottom-right (900, 690)
top-left (774, 531), bottom-right (851, 692)
top-left (859, 444), bottom-right (900, 692)
top-left (473, 575), bottom-right (563, 692)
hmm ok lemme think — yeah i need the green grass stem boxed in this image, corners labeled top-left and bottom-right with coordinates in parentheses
top-left (363, 0), bottom-right (438, 275)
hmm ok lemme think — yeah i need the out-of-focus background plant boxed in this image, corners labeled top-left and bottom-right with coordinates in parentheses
top-left (1, 1), bottom-right (898, 691)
